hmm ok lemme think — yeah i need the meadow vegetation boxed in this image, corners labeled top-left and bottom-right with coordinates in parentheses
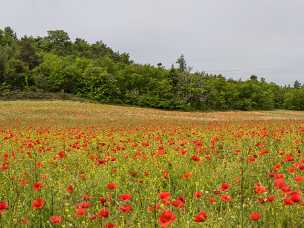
top-left (0, 101), bottom-right (304, 227)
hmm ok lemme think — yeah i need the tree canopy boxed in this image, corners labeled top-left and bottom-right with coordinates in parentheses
top-left (1, 26), bottom-right (303, 111)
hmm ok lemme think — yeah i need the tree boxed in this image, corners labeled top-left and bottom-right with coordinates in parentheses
top-left (5, 58), bottom-right (29, 89)
top-left (90, 41), bottom-right (112, 58)
top-left (250, 75), bottom-right (258, 81)
top-left (80, 65), bottom-right (120, 102)
top-left (73, 38), bottom-right (91, 57)
top-left (294, 80), bottom-right (301, 89)
top-left (118, 53), bottom-right (132, 64)
top-left (45, 30), bottom-right (71, 55)
top-left (169, 65), bottom-right (179, 91)
top-left (176, 54), bottom-right (187, 72)
top-left (0, 27), bottom-right (17, 46)
top-left (18, 37), bottom-right (41, 70)
top-left (32, 53), bottom-right (66, 91)
top-left (284, 88), bottom-right (304, 110)
top-left (0, 46), bottom-right (9, 83)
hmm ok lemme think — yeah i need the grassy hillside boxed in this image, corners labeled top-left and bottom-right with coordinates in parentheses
top-left (1, 100), bottom-right (304, 128)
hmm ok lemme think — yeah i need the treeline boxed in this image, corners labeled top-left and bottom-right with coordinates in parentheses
top-left (1, 26), bottom-right (304, 111)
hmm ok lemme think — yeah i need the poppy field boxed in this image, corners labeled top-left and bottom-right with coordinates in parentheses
top-left (1, 101), bottom-right (304, 227)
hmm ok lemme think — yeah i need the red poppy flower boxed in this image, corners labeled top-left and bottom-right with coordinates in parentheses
top-left (220, 182), bottom-right (230, 191)
top-left (57, 150), bottom-right (65, 159)
top-left (294, 176), bottom-right (304, 183)
top-left (289, 191), bottom-right (301, 203)
top-left (273, 163), bottom-right (281, 171)
top-left (180, 149), bottom-right (187, 155)
top-left (255, 182), bottom-right (267, 194)
top-left (194, 191), bottom-right (203, 199)
top-left (49, 215), bottom-right (63, 224)
top-left (286, 166), bottom-right (296, 174)
top-left (97, 208), bottom-right (110, 218)
top-left (274, 178), bottom-right (286, 189)
top-left (159, 210), bottom-right (176, 228)
top-left (36, 162), bottom-right (44, 168)
top-left (284, 197), bottom-right (294, 205)
top-left (209, 197), bottom-right (217, 205)
top-left (171, 196), bottom-right (185, 208)
top-left (194, 211), bottom-right (208, 222)
top-left (33, 182), bottom-right (43, 191)
top-left (258, 149), bottom-right (269, 156)
top-left (159, 192), bottom-right (171, 201)
top-left (104, 223), bottom-right (116, 228)
top-left (267, 195), bottom-right (275, 202)
top-left (32, 198), bottom-right (45, 209)
top-left (1, 162), bottom-right (9, 171)
top-left (99, 196), bottom-right (107, 205)
top-left (181, 172), bottom-right (192, 180)
top-left (77, 201), bottom-right (91, 209)
top-left (0, 201), bottom-right (8, 214)
top-left (119, 194), bottom-right (132, 201)
top-left (220, 194), bottom-right (232, 202)
top-left (247, 155), bottom-right (256, 163)
top-left (284, 154), bottom-right (294, 162)
top-left (75, 207), bottom-right (86, 217)
top-left (250, 212), bottom-right (261, 221)
top-left (66, 185), bottom-right (74, 193)
top-left (162, 171), bottom-right (169, 178)
top-left (191, 155), bottom-right (200, 161)
top-left (106, 183), bottom-right (117, 190)
top-left (119, 204), bottom-right (132, 213)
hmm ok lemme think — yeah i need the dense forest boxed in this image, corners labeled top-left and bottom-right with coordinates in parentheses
top-left (0, 26), bottom-right (303, 111)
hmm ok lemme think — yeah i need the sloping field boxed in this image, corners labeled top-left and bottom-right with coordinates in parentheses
top-left (0, 101), bottom-right (304, 227)
top-left (1, 100), bottom-right (304, 128)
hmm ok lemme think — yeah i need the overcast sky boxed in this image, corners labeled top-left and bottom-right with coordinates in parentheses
top-left (1, 0), bottom-right (304, 84)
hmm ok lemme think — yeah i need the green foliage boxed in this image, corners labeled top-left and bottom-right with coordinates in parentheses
top-left (78, 65), bottom-right (120, 102)
top-left (176, 54), bottom-right (187, 72)
top-left (6, 58), bottom-right (29, 89)
top-left (284, 88), bottom-right (304, 110)
top-left (45, 30), bottom-right (72, 55)
top-left (0, 46), bottom-right (9, 82)
top-left (32, 54), bottom-right (65, 91)
top-left (0, 26), bottom-right (17, 46)
top-left (32, 54), bottom-right (82, 93)
top-left (18, 37), bottom-right (41, 70)
top-left (1, 26), bottom-right (304, 110)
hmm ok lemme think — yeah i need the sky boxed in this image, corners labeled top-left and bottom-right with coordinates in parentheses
top-left (1, 0), bottom-right (304, 85)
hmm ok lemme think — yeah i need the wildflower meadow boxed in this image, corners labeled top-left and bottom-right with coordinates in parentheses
top-left (0, 101), bottom-right (304, 227)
